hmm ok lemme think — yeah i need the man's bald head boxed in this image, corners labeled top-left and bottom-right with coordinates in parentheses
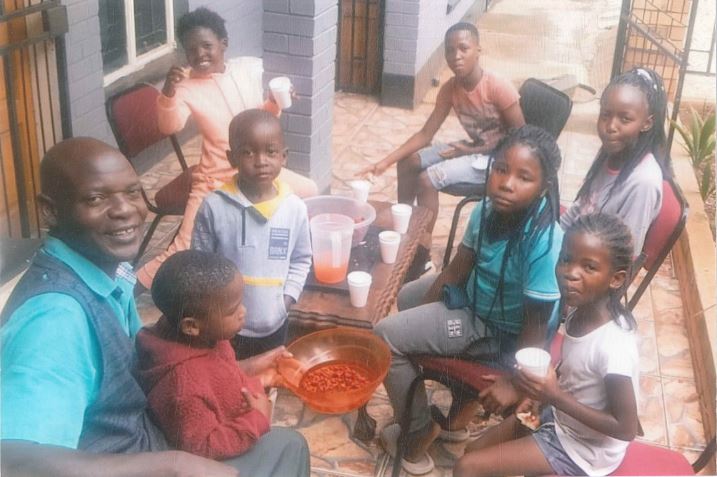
top-left (40, 137), bottom-right (129, 202)
top-left (38, 137), bottom-right (147, 273)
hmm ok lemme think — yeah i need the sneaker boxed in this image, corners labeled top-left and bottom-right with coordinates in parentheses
top-left (379, 423), bottom-right (435, 475)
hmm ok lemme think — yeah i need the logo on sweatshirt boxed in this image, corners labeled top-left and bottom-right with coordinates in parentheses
top-left (268, 228), bottom-right (290, 260)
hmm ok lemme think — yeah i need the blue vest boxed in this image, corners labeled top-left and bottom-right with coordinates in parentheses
top-left (1, 252), bottom-right (167, 453)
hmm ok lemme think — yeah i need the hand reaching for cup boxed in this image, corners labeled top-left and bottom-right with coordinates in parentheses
top-left (357, 160), bottom-right (389, 179)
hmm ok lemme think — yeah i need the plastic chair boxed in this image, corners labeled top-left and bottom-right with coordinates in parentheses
top-left (105, 83), bottom-right (195, 266)
top-left (440, 78), bottom-right (573, 197)
top-left (609, 439), bottom-right (712, 476)
top-left (626, 177), bottom-right (688, 310)
top-left (518, 78), bottom-right (573, 140)
top-left (391, 334), bottom-right (564, 477)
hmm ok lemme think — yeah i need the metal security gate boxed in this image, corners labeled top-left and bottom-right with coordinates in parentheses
top-left (0, 0), bottom-right (69, 238)
top-left (611, 0), bottom-right (700, 148)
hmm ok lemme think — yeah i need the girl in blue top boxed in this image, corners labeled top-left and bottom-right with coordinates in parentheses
top-left (375, 125), bottom-right (564, 475)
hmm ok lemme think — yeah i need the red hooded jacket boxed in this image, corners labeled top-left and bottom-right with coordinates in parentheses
top-left (135, 318), bottom-right (270, 459)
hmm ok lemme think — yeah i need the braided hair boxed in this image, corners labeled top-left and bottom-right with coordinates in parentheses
top-left (473, 125), bottom-right (562, 321)
top-left (565, 213), bottom-right (636, 330)
top-left (576, 67), bottom-right (670, 204)
top-left (152, 249), bottom-right (238, 329)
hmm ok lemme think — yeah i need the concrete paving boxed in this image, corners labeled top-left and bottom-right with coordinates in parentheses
top-left (134, 0), bottom-right (709, 474)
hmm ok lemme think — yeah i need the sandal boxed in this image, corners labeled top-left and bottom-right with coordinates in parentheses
top-left (379, 423), bottom-right (435, 475)
top-left (430, 405), bottom-right (470, 442)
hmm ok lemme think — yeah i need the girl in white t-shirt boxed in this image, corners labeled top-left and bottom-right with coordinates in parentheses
top-left (455, 213), bottom-right (639, 477)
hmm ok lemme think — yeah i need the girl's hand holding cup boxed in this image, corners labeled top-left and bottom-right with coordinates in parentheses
top-left (515, 360), bottom-right (560, 404)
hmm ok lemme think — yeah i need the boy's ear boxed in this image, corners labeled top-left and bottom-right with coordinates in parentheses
top-left (281, 147), bottom-right (288, 166)
top-left (609, 269), bottom-right (628, 291)
top-left (179, 317), bottom-right (201, 337)
top-left (38, 193), bottom-right (59, 229)
top-left (221, 37), bottom-right (228, 49)
top-left (641, 114), bottom-right (654, 132)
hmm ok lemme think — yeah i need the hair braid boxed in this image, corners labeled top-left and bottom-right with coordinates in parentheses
top-left (565, 213), bottom-right (636, 329)
top-left (576, 67), bottom-right (670, 204)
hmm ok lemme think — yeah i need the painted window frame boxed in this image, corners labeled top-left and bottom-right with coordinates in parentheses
top-left (102, 0), bottom-right (176, 86)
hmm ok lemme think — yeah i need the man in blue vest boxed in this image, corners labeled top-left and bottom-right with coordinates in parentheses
top-left (1, 138), bottom-right (309, 476)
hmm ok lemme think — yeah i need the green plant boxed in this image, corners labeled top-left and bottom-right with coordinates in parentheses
top-left (672, 108), bottom-right (716, 200)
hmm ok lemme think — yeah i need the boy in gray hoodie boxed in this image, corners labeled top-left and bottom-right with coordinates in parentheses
top-left (192, 109), bottom-right (312, 359)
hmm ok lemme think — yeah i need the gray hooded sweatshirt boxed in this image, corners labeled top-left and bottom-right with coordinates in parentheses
top-left (192, 178), bottom-right (312, 337)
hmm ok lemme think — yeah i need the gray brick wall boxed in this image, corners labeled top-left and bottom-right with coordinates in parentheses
top-left (62, 0), bottom-right (115, 145)
top-left (383, 0), bottom-right (482, 77)
top-left (263, 0), bottom-right (338, 192)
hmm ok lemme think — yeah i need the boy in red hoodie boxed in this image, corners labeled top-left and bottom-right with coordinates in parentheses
top-left (135, 250), bottom-right (309, 475)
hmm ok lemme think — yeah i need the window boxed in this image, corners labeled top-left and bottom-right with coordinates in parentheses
top-left (99, 0), bottom-right (175, 85)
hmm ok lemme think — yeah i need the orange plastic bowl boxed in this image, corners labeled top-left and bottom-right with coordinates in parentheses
top-left (278, 328), bottom-right (390, 414)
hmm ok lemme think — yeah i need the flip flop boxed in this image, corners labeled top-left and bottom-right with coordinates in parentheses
top-left (430, 405), bottom-right (471, 442)
top-left (379, 423), bottom-right (435, 475)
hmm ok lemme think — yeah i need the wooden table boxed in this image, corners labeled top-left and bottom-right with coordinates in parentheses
top-left (288, 201), bottom-right (431, 440)
top-left (288, 200), bottom-right (432, 336)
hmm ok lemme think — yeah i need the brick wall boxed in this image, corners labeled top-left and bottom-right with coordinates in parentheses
top-left (62, 0), bottom-right (115, 144)
top-left (381, 0), bottom-right (487, 108)
top-left (263, 0), bottom-right (339, 192)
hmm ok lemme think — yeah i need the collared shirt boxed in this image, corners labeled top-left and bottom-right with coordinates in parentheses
top-left (1, 237), bottom-right (142, 448)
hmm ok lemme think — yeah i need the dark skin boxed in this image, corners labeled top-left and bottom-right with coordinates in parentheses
top-left (597, 84), bottom-right (654, 170)
top-left (227, 113), bottom-right (294, 312)
top-left (399, 146), bottom-right (555, 461)
top-left (455, 232), bottom-right (638, 477)
top-left (3, 138), bottom-right (239, 476)
top-left (357, 30), bottom-right (525, 248)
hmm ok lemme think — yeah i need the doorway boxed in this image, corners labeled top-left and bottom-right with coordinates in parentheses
top-left (336, 0), bottom-right (383, 94)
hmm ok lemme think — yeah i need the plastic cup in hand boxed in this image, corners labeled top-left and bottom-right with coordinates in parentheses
top-left (269, 76), bottom-right (292, 109)
top-left (349, 180), bottom-right (371, 203)
top-left (378, 231), bottom-right (401, 264)
top-left (347, 271), bottom-right (372, 308)
top-left (515, 347), bottom-right (552, 378)
top-left (390, 204), bottom-right (412, 234)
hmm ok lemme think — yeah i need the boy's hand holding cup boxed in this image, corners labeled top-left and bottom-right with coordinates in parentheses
top-left (349, 180), bottom-right (371, 203)
top-left (269, 76), bottom-right (293, 109)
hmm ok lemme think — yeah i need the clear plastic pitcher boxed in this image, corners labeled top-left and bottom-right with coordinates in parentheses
top-left (310, 213), bottom-right (354, 284)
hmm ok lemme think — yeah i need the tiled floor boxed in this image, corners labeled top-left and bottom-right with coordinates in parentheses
top-left (134, 0), bottom-right (709, 474)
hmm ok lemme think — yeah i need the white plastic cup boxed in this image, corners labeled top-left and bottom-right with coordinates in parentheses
top-left (269, 76), bottom-right (292, 109)
top-left (391, 204), bottom-right (412, 234)
top-left (347, 271), bottom-right (372, 308)
top-left (515, 347), bottom-right (552, 378)
top-left (349, 180), bottom-right (371, 203)
top-left (378, 230), bottom-right (401, 264)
